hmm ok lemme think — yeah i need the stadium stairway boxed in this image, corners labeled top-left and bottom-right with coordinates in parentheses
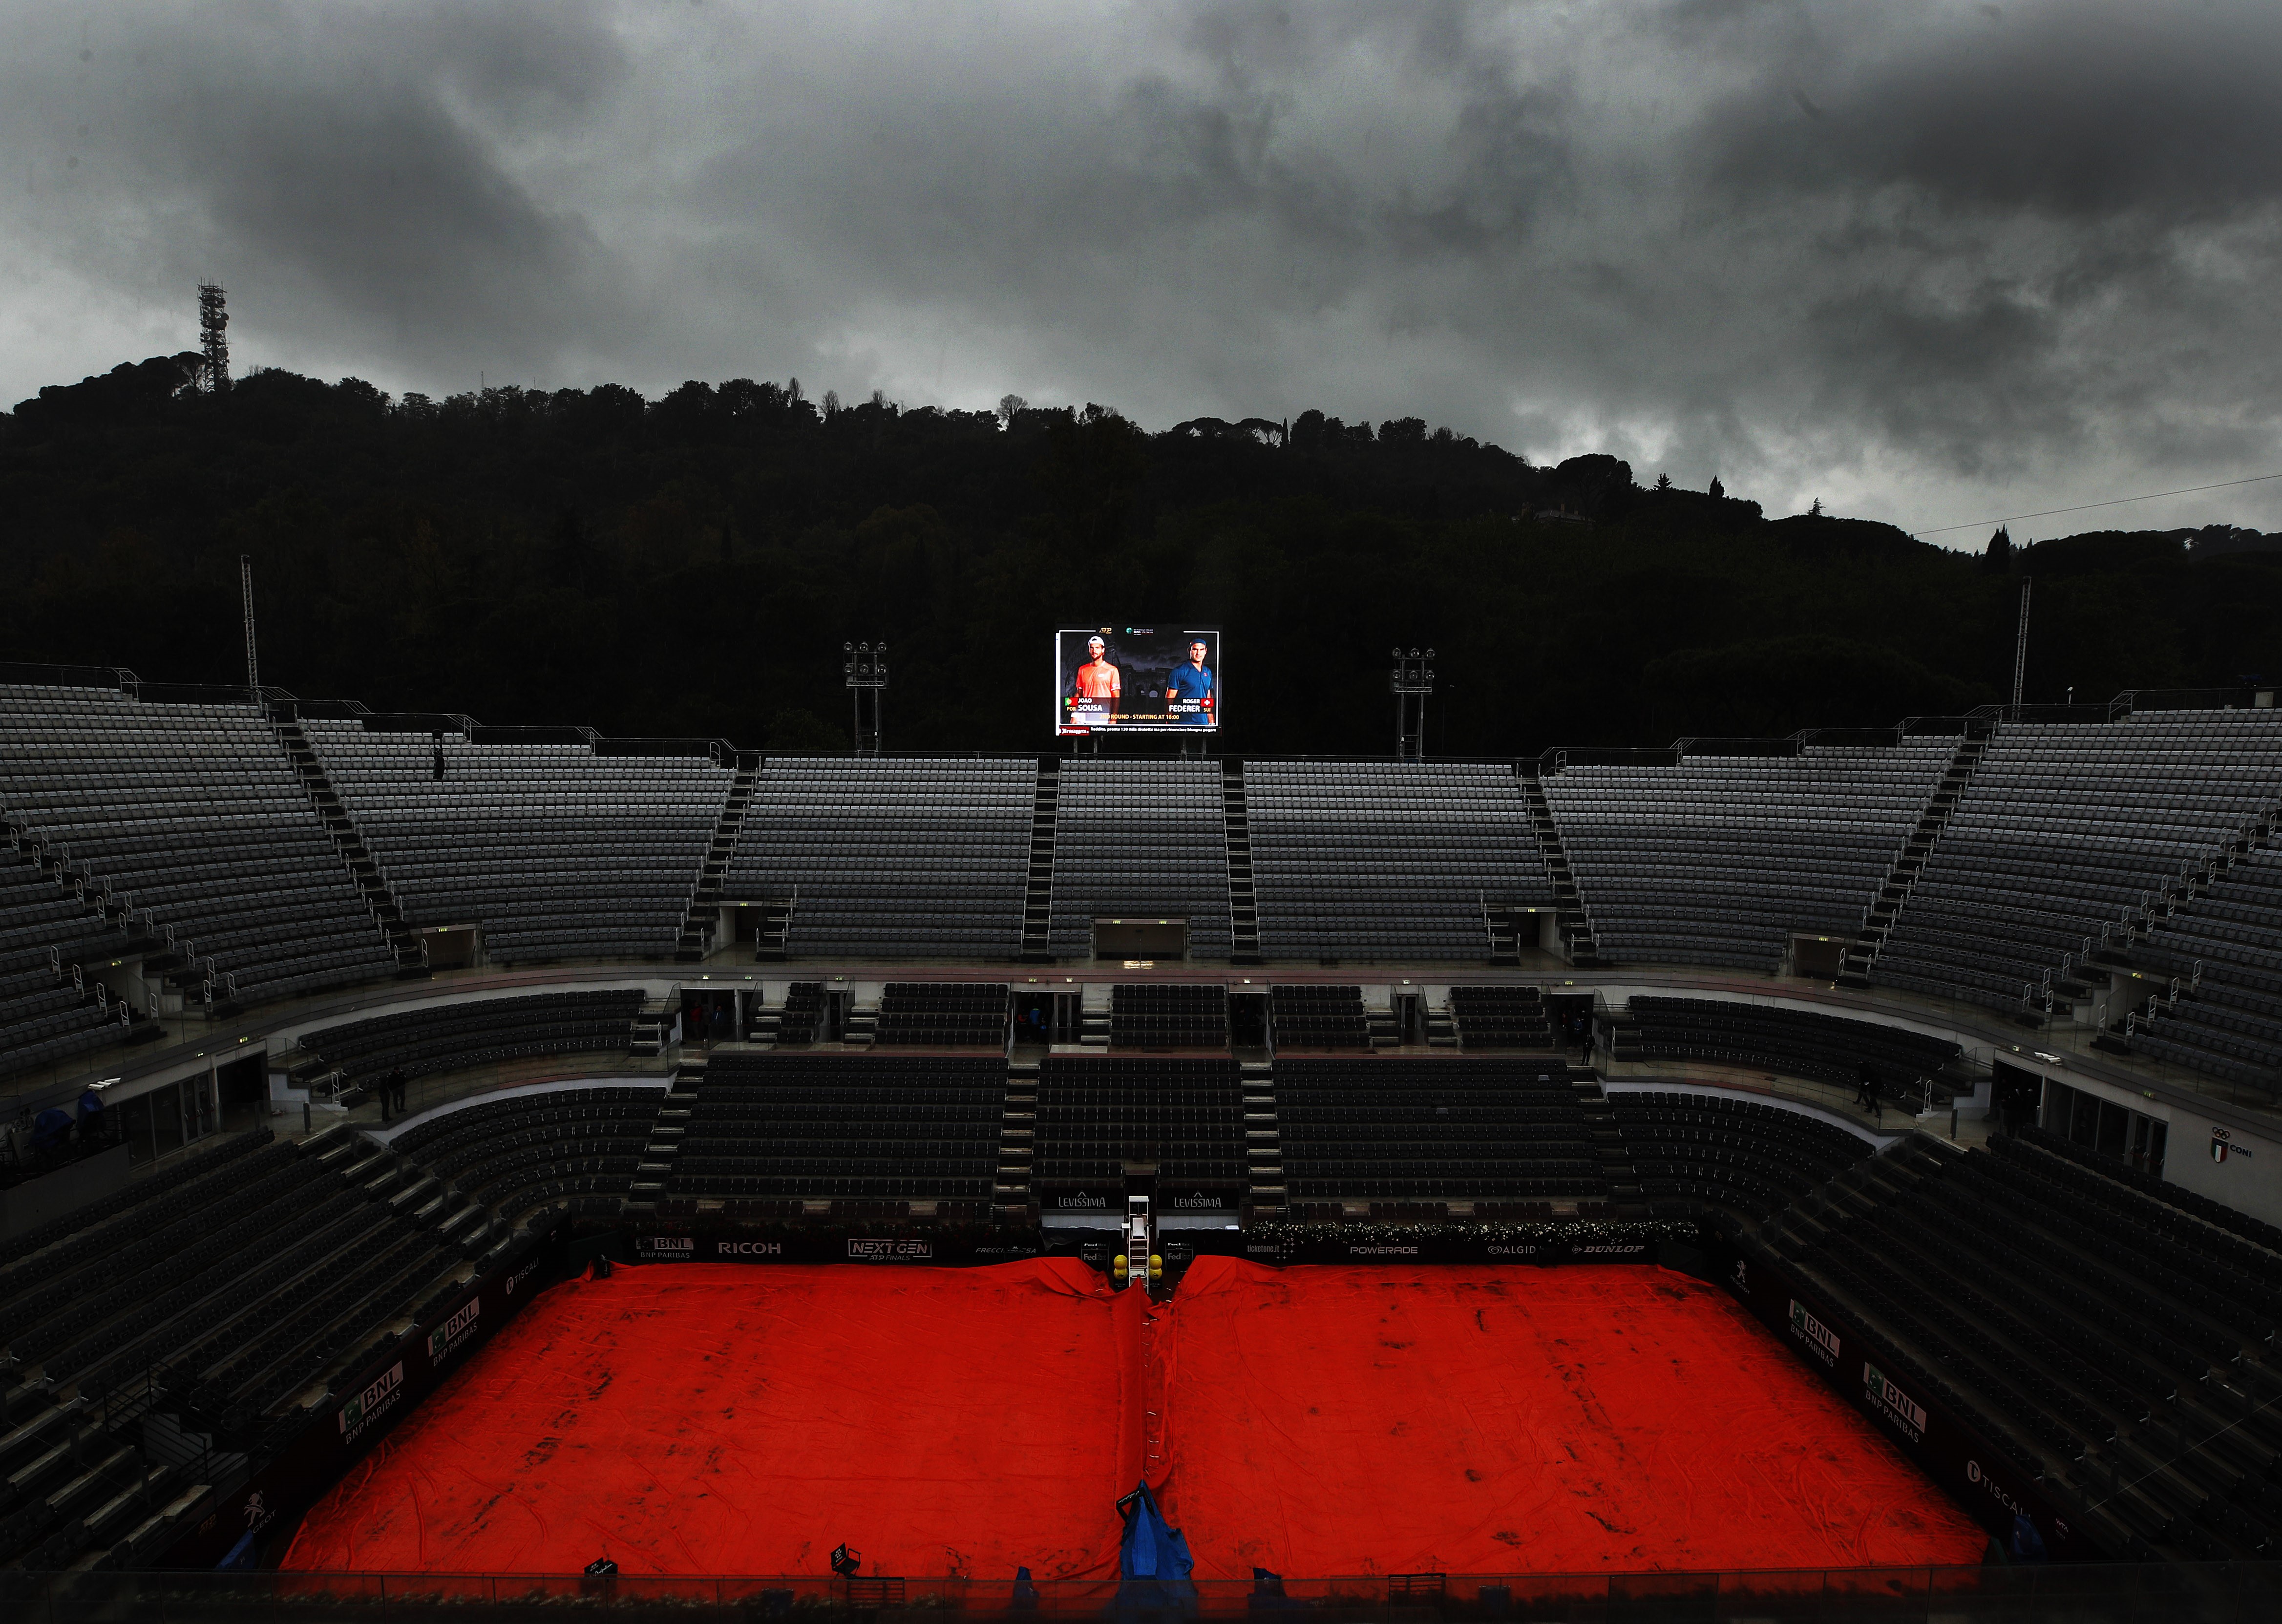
top-left (1574, 1076), bottom-right (1644, 1210)
top-left (1220, 761), bottom-right (1263, 965)
top-left (1755, 1127), bottom-right (2282, 1564)
top-left (1517, 763), bottom-right (1601, 966)
top-left (1842, 731), bottom-right (1987, 986)
top-left (1019, 756), bottom-right (1059, 963)
top-left (627, 1061), bottom-right (700, 1213)
top-left (1243, 1058), bottom-right (1285, 1216)
top-left (271, 715), bottom-right (425, 974)
top-left (994, 1057), bottom-right (1037, 1219)
top-left (676, 757), bottom-right (759, 961)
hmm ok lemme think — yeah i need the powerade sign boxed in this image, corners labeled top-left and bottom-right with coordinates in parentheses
top-left (338, 1362), bottom-right (404, 1446)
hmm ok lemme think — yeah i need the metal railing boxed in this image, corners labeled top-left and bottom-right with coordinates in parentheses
top-left (7, 1560), bottom-right (2282, 1622)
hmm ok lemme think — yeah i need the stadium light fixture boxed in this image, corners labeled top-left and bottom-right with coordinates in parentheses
top-left (1391, 647), bottom-right (1437, 759)
top-left (844, 641), bottom-right (888, 755)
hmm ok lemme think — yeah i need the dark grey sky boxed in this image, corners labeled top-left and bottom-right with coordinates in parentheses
top-left (7, 0), bottom-right (2280, 542)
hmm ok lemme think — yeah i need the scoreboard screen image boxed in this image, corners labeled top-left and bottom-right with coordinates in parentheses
top-left (1055, 628), bottom-right (1221, 736)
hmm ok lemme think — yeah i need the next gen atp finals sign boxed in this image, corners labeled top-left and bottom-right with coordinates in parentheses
top-left (1056, 628), bottom-right (1222, 736)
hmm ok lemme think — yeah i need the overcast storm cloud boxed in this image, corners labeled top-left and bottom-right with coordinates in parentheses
top-left (5, 0), bottom-right (2280, 541)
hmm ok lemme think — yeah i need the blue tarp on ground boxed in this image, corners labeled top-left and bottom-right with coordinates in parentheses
top-left (1115, 1483), bottom-right (1196, 1608)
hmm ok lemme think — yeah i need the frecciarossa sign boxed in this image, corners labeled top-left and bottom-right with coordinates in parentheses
top-left (1714, 1238), bottom-right (2097, 1561)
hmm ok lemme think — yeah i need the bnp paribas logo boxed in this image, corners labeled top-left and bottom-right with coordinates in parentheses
top-left (338, 1362), bottom-right (404, 1436)
top-left (1787, 1299), bottom-right (1839, 1364)
top-left (1864, 1361), bottom-right (1927, 1439)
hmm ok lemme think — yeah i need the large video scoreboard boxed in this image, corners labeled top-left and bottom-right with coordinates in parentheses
top-left (1055, 627), bottom-right (1222, 737)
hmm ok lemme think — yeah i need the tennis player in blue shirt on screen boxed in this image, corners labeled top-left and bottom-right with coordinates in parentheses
top-left (1165, 639), bottom-right (1216, 724)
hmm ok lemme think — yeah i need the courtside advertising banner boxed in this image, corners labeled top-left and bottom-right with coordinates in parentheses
top-left (163, 1230), bottom-right (572, 1569)
top-left (1056, 627), bottom-right (1221, 736)
top-left (1710, 1233), bottom-right (2099, 1561)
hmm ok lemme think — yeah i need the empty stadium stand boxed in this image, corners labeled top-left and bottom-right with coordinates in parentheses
top-left (0, 847), bottom-right (136, 1080)
top-left (0, 1124), bottom-right (487, 1571)
top-left (1048, 759), bottom-right (1232, 959)
top-left (1109, 983), bottom-right (1228, 1049)
top-left (283, 991), bottom-right (643, 1096)
top-left (1277, 1057), bottom-right (1607, 1213)
top-left (1032, 1055), bottom-right (1246, 1199)
top-left (1244, 762), bottom-right (1554, 960)
top-left (306, 721), bottom-right (728, 963)
top-left (725, 758), bottom-right (1035, 958)
top-left (0, 682), bottom-right (396, 1011)
top-left (769, 980), bottom-right (825, 1046)
top-left (664, 1053), bottom-right (1006, 1216)
top-left (1542, 740), bottom-right (1951, 971)
top-left (1610, 996), bottom-right (1965, 1103)
top-left (390, 1085), bottom-right (663, 1222)
top-left (1448, 984), bottom-right (1554, 1050)
top-left (2126, 838), bottom-right (2282, 1093)
top-left (1270, 984), bottom-right (1370, 1050)
top-left (1607, 1089), bottom-right (1872, 1221)
top-left (873, 982), bottom-right (1008, 1047)
top-left (1761, 1129), bottom-right (2282, 1562)
top-left (1870, 711), bottom-right (2282, 1019)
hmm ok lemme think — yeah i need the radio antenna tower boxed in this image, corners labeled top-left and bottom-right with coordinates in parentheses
top-left (198, 283), bottom-right (230, 392)
top-left (2009, 576), bottom-right (2032, 717)
top-left (240, 555), bottom-right (262, 706)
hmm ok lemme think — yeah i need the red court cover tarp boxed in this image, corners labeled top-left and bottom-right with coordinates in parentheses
top-left (1157, 1259), bottom-right (1988, 1577)
top-left (282, 1259), bottom-right (1142, 1579)
top-left (284, 1257), bottom-right (1986, 1581)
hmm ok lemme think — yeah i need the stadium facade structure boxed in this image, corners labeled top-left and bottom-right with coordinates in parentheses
top-left (3, 662), bottom-right (2282, 1586)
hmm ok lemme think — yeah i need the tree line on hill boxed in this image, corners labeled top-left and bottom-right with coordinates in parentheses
top-left (3, 354), bottom-right (2276, 758)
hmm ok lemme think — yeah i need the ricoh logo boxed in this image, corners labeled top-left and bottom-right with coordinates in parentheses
top-left (720, 1241), bottom-right (783, 1256)
top-left (848, 1239), bottom-right (933, 1260)
top-left (1788, 1300), bottom-right (1839, 1365)
top-left (338, 1362), bottom-right (404, 1440)
top-left (428, 1298), bottom-right (481, 1366)
top-left (1863, 1362), bottom-right (1926, 1442)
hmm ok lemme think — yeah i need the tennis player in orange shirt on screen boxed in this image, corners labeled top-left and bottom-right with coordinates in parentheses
top-left (1074, 635), bottom-right (1121, 715)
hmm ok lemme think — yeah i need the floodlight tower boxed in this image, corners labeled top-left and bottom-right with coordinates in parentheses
top-left (198, 284), bottom-right (230, 392)
top-left (1392, 648), bottom-right (1436, 760)
top-left (845, 641), bottom-right (887, 756)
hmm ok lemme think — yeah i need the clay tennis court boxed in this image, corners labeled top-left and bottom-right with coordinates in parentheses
top-left (285, 1257), bottom-right (1985, 1578)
